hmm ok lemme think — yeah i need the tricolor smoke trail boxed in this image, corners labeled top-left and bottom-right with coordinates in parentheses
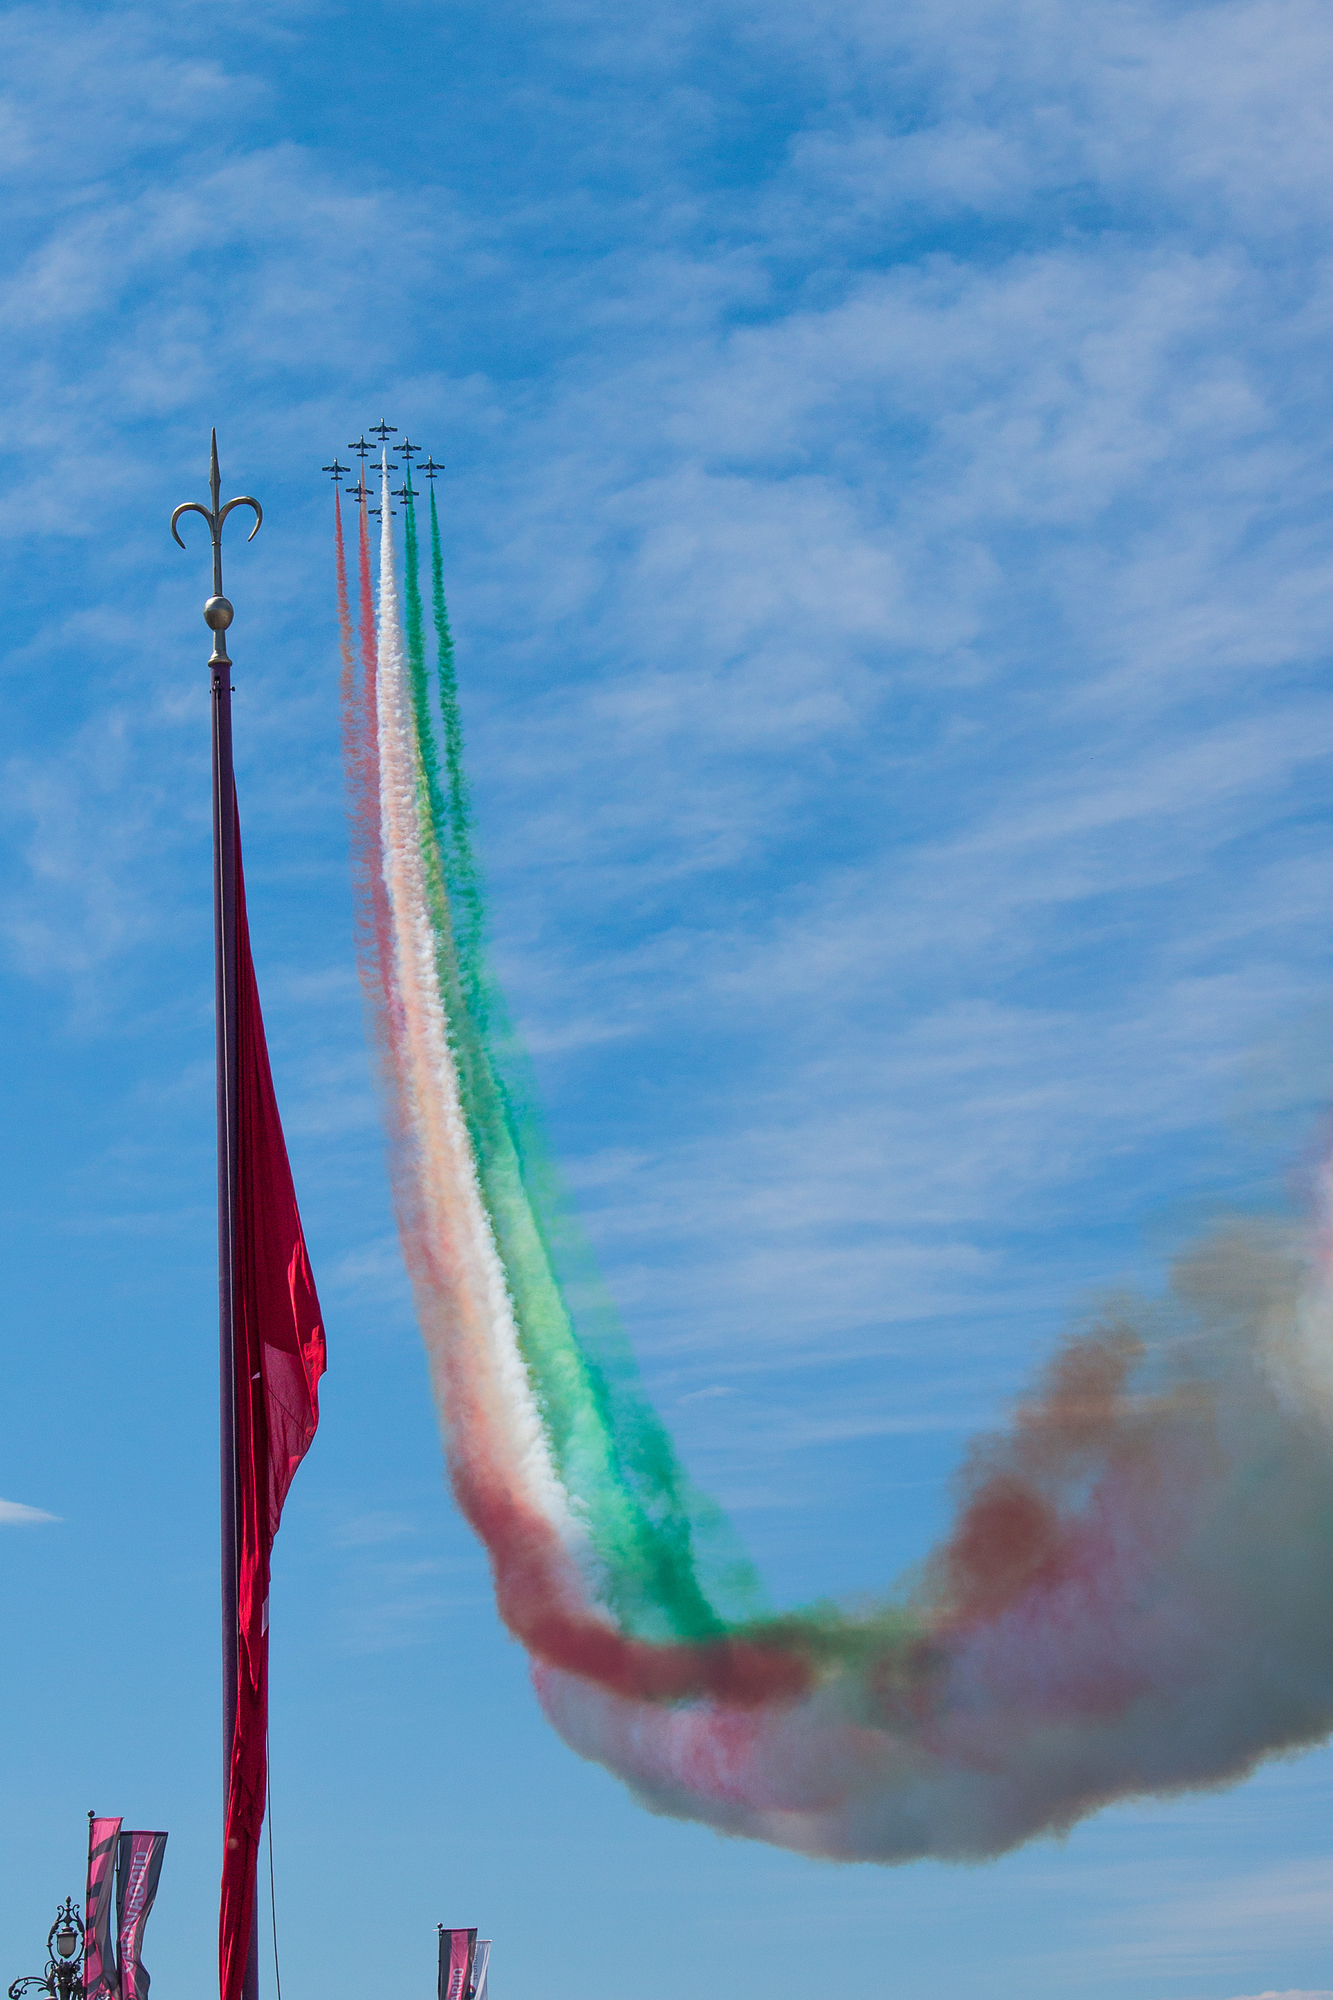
top-left (336, 454), bottom-right (1333, 1862)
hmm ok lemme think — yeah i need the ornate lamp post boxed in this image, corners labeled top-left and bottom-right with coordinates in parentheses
top-left (9, 1899), bottom-right (85, 2000)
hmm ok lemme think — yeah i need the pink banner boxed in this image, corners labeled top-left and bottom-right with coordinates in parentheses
top-left (116, 1832), bottom-right (167, 2000)
top-left (84, 1817), bottom-right (122, 2000)
top-left (438, 1929), bottom-right (476, 2000)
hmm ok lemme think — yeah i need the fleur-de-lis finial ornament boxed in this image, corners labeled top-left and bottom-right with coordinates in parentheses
top-left (170, 428), bottom-right (262, 666)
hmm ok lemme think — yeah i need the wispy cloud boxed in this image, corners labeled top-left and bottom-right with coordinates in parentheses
top-left (1226, 1991), bottom-right (1333, 1999)
top-left (0, 1499), bottom-right (58, 1525)
top-left (332, 1511), bottom-right (415, 1549)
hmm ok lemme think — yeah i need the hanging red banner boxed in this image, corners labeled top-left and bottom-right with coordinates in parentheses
top-left (218, 799), bottom-right (327, 2000)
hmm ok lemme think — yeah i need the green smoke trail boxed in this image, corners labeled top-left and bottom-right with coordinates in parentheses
top-left (395, 487), bottom-right (763, 1640)
top-left (429, 488), bottom-right (485, 1016)
top-left (402, 478), bottom-right (440, 832)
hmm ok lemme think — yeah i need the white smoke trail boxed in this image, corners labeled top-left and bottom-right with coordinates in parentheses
top-left (373, 456), bottom-right (584, 1555)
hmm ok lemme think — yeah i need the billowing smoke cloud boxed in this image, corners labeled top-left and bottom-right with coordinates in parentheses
top-left (335, 469), bottom-right (1333, 1863)
top-left (540, 1212), bottom-right (1333, 1857)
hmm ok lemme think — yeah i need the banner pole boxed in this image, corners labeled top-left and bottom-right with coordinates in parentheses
top-left (172, 433), bottom-right (263, 2000)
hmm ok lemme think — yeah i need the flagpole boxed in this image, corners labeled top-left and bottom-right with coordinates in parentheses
top-left (172, 433), bottom-right (263, 2000)
top-left (209, 513), bottom-right (249, 2000)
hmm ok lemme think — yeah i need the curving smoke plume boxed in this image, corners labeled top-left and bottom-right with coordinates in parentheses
top-left (333, 459), bottom-right (1333, 1863)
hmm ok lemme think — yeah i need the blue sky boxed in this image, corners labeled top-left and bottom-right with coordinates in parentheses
top-left (2, 0), bottom-right (1333, 1995)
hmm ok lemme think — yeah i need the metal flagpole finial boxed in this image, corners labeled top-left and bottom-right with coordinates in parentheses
top-left (170, 427), bottom-right (263, 667)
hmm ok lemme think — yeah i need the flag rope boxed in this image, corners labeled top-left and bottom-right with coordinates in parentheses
top-left (266, 1732), bottom-right (282, 2000)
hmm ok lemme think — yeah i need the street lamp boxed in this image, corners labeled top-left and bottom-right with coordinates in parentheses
top-left (9, 1898), bottom-right (85, 2000)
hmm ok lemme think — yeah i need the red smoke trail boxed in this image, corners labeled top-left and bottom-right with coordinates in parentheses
top-left (334, 490), bottom-right (352, 698)
top-left (337, 489), bottom-right (405, 1168)
top-left (448, 1460), bottom-right (812, 1704)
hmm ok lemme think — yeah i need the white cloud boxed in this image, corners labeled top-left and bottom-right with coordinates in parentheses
top-left (0, 1499), bottom-right (57, 1525)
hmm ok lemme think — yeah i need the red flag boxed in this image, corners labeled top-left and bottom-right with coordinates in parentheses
top-left (219, 801), bottom-right (327, 2000)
